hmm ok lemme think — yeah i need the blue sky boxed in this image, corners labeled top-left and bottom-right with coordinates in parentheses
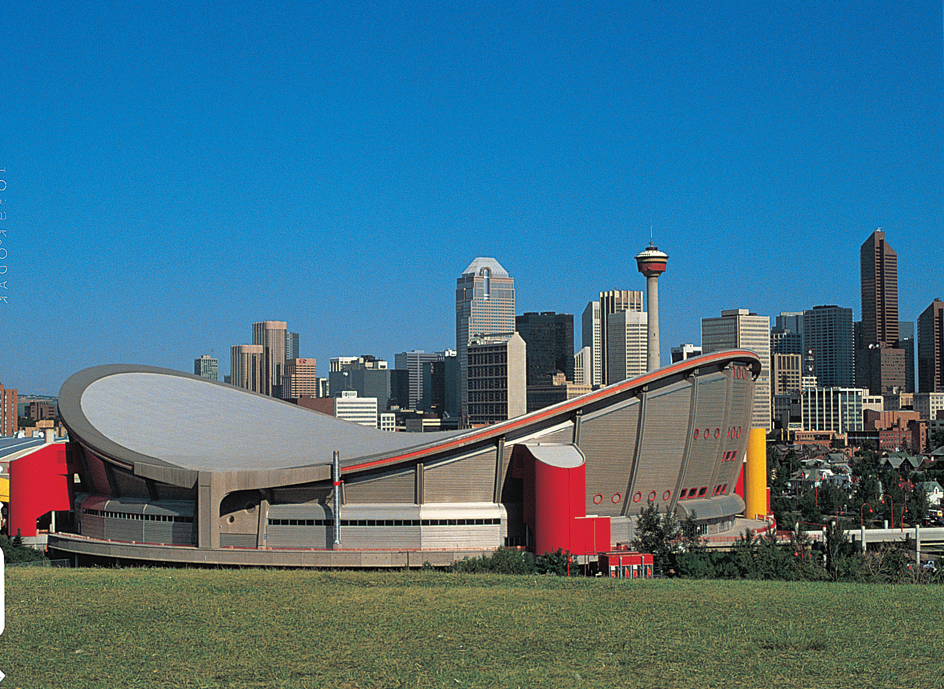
top-left (1, 1), bottom-right (941, 396)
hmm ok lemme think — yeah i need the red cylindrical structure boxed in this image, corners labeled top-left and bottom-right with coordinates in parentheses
top-left (533, 457), bottom-right (585, 556)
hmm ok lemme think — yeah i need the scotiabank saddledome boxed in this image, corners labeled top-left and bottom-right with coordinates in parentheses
top-left (50, 351), bottom-right (760, 567)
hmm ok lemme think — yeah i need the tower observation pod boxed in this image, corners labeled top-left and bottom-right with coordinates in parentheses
top-left (634, 242), bottom-right (669, 371)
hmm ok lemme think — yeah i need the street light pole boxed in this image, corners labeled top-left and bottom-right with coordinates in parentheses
top-left (860, 502), bottom-right (873, 553)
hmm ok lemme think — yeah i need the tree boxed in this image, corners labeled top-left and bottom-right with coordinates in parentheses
top-left (633, 502), bottom-right (682, 576)
top-left (930, 429), bottom-right (944, 451)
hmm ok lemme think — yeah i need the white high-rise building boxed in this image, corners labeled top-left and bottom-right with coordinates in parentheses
top-left (335, 391), bottom-right (379, 428)
top-left (701, 309), bottom-right (771, 430)
top-left (456, 258), bottom-right (516, 427)
top-left (581, 301), bottom-right (602, 387)
top-left (574, 346), bottom-right (592, 387)
top-left (606, 311), bottom-right (648, 384)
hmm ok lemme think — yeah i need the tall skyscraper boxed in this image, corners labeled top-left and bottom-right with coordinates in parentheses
top-left (285, 332), bottom-right (300, 361)
top-left (635, 242), bottom-right (668, 371)
top-left (701, 309), bottom-right (771, 430)
top-left (770, 312), bottom-right (803, 355)
top-left (193, 354), bottom-right (219, 381)
top-left (281, 358), bottom-right (318, 399)
top-left (581, 301), bottom-right (602, 387)
top-left (858, 230), bottom-right (905, 394)
top-left (598, 290), bottom-right (643, 384)
top-left (606, 310), bottom-right (648, 383)
top-left (802, 305), bottom-right (854, 388)
top-left (899, 321), bottom-right (916, 393)
top-left (860, 229), bottom-right (899, 346)
top-left (515, 312), bottom-right (574, 384)
top-left (230, 344), bottom-right (264, 393)
top-left (395, 350), bottom-right (442, 411)
top-left (918, 299), bottom-right (944, 393)
top-left (466, 333), bottom-right (527, 426)
top-left (252, 320), bottom-right (288, 397)
top-left (456, 258), bottom-right (516, 426)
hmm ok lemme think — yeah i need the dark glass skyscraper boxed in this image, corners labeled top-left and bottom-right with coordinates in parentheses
top-left (857, 230), bottom-right (905, 394)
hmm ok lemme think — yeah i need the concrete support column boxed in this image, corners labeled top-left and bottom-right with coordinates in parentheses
top-left (646, 275), bottom-right (660, 371)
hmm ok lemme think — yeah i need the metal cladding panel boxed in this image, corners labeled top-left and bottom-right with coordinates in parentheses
top-left (628, 380), bottom-right (692, 515)
top-left (105, 518), bottom-right (145, 543)
top-left (110, 466), bottom-right (151, 499)
top-left (423, 449), bottom-right (496, 503)
top-left (267, 504), bottom-right (332, 520)
top-left (220, 533), bottom-right (256, 548)
top-left (80, 515), bottom-right (105, 540)
top-left (340, 527), bottom-right (421, 549)
top-left (270, 485), bottom-right (331, 505)
top-left (343, 468), bottom-right (415, 504)
top-left (266, 526), bottom-right (331, 549)
top-left (681, 374), bottom-right (728, 494)
top-left (420, 525), bottom-right (503, 550)
top-left (578, 400), bottom-right (641, 517)
top-left (714, 371), bottom-right (755, 495)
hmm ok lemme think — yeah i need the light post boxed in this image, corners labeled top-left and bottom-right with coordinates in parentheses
top-left (860, 502), bottom-right (873, 553)
top-left (882, 494), bottom-right (894, 531)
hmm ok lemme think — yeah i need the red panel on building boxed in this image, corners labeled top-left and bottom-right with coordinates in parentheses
top-left (9, 443), bottom-right (81, 537)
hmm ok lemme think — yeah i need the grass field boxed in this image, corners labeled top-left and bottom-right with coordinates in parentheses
top-left (0, 568), bottom-right (941, 689)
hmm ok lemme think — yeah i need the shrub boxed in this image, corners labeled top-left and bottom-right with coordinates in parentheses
top-left (534, 548), bottom-right (571, 576)
top-left (453, 547), bottom-right (535, 574)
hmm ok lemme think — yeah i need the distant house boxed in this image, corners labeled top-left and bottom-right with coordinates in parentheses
top-left (919, 481), bottom-right (944, 506)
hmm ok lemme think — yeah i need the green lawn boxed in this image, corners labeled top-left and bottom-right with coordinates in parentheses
top-left (0, 568), bottom-right (941, 688)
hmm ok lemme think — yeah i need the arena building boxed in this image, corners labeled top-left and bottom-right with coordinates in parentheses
top-left (15, 350), bottom-right (761, 568)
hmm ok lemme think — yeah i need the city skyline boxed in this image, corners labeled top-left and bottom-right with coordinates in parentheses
top-left (2, 3), bottom-right (941, 396)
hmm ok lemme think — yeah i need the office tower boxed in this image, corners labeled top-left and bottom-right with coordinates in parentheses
top-left (574, 346), bottom-right (592, 386)
top-left (466, 333), bottom-right (526, 426)
top-left (606, 310), bottom-right (648, 383)
top-left (771, 353), bottom-right (802, 396)
top-left (515, 312), bottom-right (574, 385)
top-left (423, 351), bottom-right (460, 418)
top-left (0, 382), bottom-right (18, 436)
top-left (456, 258), bottom-right (516, 426)
top-left (334, 391), bottom-right (379, 428)
top-left (770, 312), bottom-right (803, 355)
top-left (701, 309), bottom-right (771, 430)
top-left (230, 344), bottom-right (264, 393)
top-left (801, 387), bottom-right (865, 434)
top-left (860, 229), bottom-right (899, 346)
top-left (581, 301), bottom-right (602, 387)
top-left (671, 344), bottom-right (702, 363)
top-left (285, 332), bottom-right (300, 361)
top-left (598, 290), bottom-right (643, 384)
top-left (635, 242), bottom-right (668, 371)
top-left (193, 355), bottom-right (219, 381)
top-left (281, 358), bottom-right (318, 399)
top-left (395, 350), bottom-right (441, 411)
top-left (801, 305), bottom-right (854, 388)
top-left (899, 321), bottom-right (915, 393)
top-left (252, 321), bottom-right (288, 397)
top-left (527, 372), bottom-right (592, 413)
top-left (918, 299), bottom-right (944, 393)
top-left (858, 230), bottom-right (905, 394)
top-left (329, 356), bottom-right (393, 408)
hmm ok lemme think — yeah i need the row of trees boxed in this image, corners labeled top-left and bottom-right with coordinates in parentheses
top-left (767, 441), bottom-right (940, 533)
top-left (631, 502), bottom-right (941, 584)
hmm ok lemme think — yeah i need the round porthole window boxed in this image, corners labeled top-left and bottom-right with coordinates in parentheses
top-left (593, 494), bottom-right (603, 505)
top-left (612, 493), bottom-right (622, 504)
